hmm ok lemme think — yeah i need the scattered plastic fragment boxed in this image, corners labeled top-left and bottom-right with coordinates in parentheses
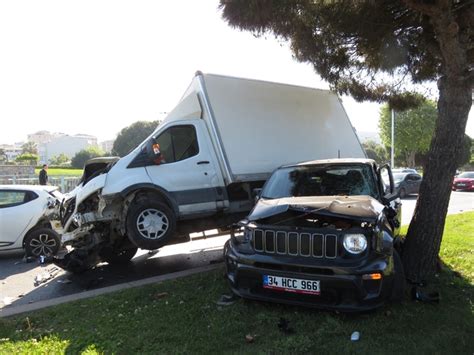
top-left (216, 293), bottom-right (238, 306)
top-left (245, 334), bottom-right (255, 343)
top-left (351, 331), bottom-right (360, 341)
top-left (2, 297), bottom-right (15, 306)
top-left (57, 279), bottom-right (72, 284)
top-left (34, 267), bottom-right (60, 286)
top-left (411, 286), bottom-right (440, 303)
top-left (277, 318), bottom-right (294, 334)
top-left (153, 292), bottom-right (169, 300)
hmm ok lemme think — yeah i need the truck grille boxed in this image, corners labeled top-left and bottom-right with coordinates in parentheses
top-left (252, 229), bottom-right (338, 258)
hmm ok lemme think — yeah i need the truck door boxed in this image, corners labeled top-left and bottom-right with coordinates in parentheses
top-left (145, 120), bottom-right (223, 216)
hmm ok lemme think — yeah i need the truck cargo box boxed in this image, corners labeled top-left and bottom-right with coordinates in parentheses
top-left (162, 73), bottom-right (366, 184)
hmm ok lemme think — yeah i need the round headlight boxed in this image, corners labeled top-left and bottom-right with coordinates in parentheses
top-left (343, 234), bottom-right (367, 254)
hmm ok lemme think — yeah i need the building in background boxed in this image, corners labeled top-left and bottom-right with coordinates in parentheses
top-left (0, 143), bottom-right (23, 162)
top-left (27, 130), bottom-right (64, 146)
top-left (100, 139), bottom-right (115, 154)
top-left (38, 133), bottom-right (98, 164)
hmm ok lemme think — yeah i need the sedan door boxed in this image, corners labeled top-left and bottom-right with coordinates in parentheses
top-left (0, 190), bottom-right (38, 246)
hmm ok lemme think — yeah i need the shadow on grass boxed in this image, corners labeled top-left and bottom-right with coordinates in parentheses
top-left (1, 261), bottom-right (473, 354)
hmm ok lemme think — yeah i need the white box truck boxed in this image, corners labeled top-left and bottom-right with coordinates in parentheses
top-left (55, 72), bottom-right (366, 272)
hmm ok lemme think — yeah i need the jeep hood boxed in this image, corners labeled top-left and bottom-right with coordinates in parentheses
top-left (248, 196), bottom-right (385, 221)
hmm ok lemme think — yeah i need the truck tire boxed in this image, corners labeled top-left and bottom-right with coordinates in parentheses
top-left (100, 244), bottom-right (138, 265)
top-left (24, 228), bottom-right (61, 257)
top-left (126, 200), bottom-right (176, 250)
top-left (390, 250), bottom-right (406, 302)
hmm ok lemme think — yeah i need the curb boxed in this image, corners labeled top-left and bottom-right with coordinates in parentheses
top-left (0, 263), bottom-right (223, 318)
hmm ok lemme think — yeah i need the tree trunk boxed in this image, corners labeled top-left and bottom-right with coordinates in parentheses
top-left (402, 5), bottom-right (472, 283)
top-left (403, 77), bottom-right (471, 283)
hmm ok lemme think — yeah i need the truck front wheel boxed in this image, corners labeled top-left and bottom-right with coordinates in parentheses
top-left (126, 200), bottom-right (176, 250)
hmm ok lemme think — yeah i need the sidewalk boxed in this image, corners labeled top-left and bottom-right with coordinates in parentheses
top-left (0, 263), bottom-right (222, 318)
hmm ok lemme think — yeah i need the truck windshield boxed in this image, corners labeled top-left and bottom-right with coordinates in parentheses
top-left (262, 164), bottom-right (378, 199)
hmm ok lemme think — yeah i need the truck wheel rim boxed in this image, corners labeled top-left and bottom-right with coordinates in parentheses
top-left (29, 233), bottom-right (57, 256)
top-left (136, 208), bottom-right (169, 239)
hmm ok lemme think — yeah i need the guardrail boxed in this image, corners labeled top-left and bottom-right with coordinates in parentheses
top-left (0, 176), bottom-right (81, 193)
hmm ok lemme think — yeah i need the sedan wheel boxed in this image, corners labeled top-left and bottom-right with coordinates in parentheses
top-left (24, 228), bottom-right (61, 257)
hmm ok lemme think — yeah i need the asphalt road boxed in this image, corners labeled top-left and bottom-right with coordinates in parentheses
top-left (1, 191), bottom-right (472, 311)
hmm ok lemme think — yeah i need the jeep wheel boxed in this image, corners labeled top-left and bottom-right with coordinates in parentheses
top-left (24, 228), bottom-right (60, 257)
top-left (126, 200), bottom-right (176, 250)
top-left (390, 250), bottom-right (406, 302)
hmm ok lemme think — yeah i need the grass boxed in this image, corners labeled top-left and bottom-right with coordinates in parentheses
top-left (1, 212), bottom-right (473, 354)
top-left (34, 168), bottom-right (83, 177)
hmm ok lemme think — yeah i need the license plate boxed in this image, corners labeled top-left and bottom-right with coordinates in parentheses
top-left (263, 275), bottom-right (320, 295)
top-left (457, 183), bottom-right (466, 187)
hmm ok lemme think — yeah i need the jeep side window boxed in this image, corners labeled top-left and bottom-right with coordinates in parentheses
top-left (155, 125), bottom-right (199, 164)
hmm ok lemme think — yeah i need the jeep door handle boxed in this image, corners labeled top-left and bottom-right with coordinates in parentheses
top-left (197, 161), bottom-right (210, 165)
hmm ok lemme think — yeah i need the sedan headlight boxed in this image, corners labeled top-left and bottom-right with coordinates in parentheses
top-left (343, 234), bottom-right (367, 254)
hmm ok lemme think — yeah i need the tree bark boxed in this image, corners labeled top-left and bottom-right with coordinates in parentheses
top-left (402, 5), bottom-right (472, 283)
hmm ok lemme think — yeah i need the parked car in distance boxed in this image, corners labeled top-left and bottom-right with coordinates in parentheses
top-left (0, 185), bottom-right (63, 257)
top-left (392, 168), bottom-right (418, 174)
top-left (452, 171), bottom-right (474, 191)
top-left (393, 172), bottom-right (422, 198)
top-left (225, 158), bottom-right (403, 311)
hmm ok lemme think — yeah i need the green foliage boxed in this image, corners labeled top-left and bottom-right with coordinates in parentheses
top-left (361, 140), bottom-right (388, 165)
top-left (15, 153), bottom-right (39, 166)
top-left (0, 148), bottom-right (6, 162)
top-left (0, 212), bottom-right (473, 353)
top-left (379, 101), bottom-right (437, 167)
top-left (457, 135), bottom-right (472, 168)
top-left (71, 146), bottom-right (105, 169)
top-left (49, 153), bottom-right (70, 166)
top-left (112, 120), bottom-right (160, 157)
top-left (219, 1), bottom-right (473, 110)
top-left (21, 141), bottom-right (38, 155)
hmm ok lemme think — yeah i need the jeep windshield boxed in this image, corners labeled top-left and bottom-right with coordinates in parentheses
top-left (261, 164), bottom-right (379, 199)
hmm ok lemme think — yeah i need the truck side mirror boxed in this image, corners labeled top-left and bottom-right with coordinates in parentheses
top-left (146, 138), bottom-right (162, 164)
top-left (378, 164), bottom-right (398, 204)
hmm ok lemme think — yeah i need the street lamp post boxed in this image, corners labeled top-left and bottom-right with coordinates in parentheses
top-left (391, 108), bottom-right (395, 169)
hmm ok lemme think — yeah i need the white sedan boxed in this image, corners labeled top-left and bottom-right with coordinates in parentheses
top-left (0, 185), bottom-right (63, 257)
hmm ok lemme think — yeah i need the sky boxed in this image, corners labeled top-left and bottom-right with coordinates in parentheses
top-left (0, 0), bottom-right (472, 145)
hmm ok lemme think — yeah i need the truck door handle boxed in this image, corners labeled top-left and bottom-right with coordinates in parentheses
top-left (197, 161), bottom-right (210, 165)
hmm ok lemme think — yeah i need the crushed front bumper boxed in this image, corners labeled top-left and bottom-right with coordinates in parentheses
top-left (224, 239), bottom-right (395, 312)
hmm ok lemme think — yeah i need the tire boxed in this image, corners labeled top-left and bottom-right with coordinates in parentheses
top-left (399, 187), bottom-right (407, 199)
top-left (99, 238), bottom-right (138, 264)
top-left (100, 244), bottom-right (138, 265)
top-left (390, 250), bottom-right (406, 302)
top-left (126, 199), bottom-right (176, 250)
top-left (24, 228), bottom-right (61, 257)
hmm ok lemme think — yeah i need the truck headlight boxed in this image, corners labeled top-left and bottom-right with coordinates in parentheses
top-left (343, 234), bottom-right (367, 254)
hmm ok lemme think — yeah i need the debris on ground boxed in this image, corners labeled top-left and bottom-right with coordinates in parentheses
top-left (245, 334), bottom-right (255, 343)
top-left (57, 279), bottom-right (72, 284)
top-left (209, 258), bottom-right (223, 264)
top-left (216, 293), bottom-right (239, 306)
top-left (411, 286), bottom-right (440, 303)
top-left (2, 297), bottom-right (15, 306)
top-left (153, 292), bottom-right (169, 300)
top-left (34, 266), bottom-right (60, 286)
top-left (277, 318), bottom-right (295, 335)
top-left (351, 331), bottom-right (360, 341)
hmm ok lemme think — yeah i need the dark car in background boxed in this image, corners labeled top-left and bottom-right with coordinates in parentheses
top-left (452, 172), bottom-right (474, 191)
top-left (393, 173), bottom-right (422, 198)
top-left (224, 159), bottom-right (404, 312)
